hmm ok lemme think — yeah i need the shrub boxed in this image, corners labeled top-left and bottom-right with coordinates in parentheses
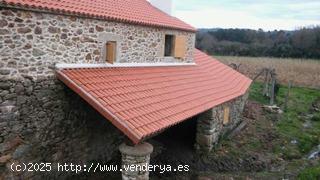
top-left (298, 166), bottom-right (320, 180)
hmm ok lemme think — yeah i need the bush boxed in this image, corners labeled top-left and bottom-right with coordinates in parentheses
top-left (311, 114), bottom-right (320, 121)
top-left (298, 166), bottom-right (320, 180)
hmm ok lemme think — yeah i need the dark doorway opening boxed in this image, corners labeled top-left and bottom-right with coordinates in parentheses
top-left (152, 116), bottom-right (197, 147)
top-left (150, 116), bottom-right (198, 178)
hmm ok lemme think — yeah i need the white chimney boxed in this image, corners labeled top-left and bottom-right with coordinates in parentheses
top-left (149, 0), bottom-right (172, 15)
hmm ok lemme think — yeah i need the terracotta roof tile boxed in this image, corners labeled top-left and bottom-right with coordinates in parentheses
top-left (56, 50), bottom-right (252, 144)
top-left (2, 0), bottom-right (196, 32)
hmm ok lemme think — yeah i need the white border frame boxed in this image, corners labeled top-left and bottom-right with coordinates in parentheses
top-left (55, 62), bottom-right (197, 69)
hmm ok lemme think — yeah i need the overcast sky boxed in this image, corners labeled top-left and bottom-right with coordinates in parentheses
top-left (172, 0), bottom-right (320, 31)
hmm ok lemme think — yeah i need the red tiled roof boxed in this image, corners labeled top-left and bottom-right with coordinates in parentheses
top-left (2, 0), bottom-right (196, 32)
top-left (56, 50), bottom-right (252, 144)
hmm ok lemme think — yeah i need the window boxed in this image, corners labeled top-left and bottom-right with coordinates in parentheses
top-left (174, 35), bottom-right (187, 59)
top-left (106, 41), bottom-right (116, 64)
top-left (164, 35), bottom-right (187, 59)
top-left (164, 35), bottom-right (174, 57)
top-left (223, 106), bottom-right (230, 125)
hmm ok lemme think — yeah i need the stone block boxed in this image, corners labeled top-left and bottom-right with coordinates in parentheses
top-left (16, 96), bottom-right (27, 105)
top-left (34, 26), bottom-right (42, 34)
top-left (32, 48), bottom-right (45, 57)
top-left (12, 144), bottom-right (31, 159)
top-left (48, 26), bottom-right (60, 33)
top-left (0, 154), bottom-right (11, 164)
top-left (0, 105), bottom-right (15, 114)
top-left (0, 19), bottom-right (8, 27)
top-left (0, 90), bottom-right (9, 98)
top-left (4, 93), bottom-right (16, 101)
top-left (17, 27), bottom-right (31, 34)
top-left (0, 29), bottom-right (9, 35)
top-left (202, 129), bottom-right (215, 135)
top-left (14, 84), bottom-right (24, 94)
top-left (0, 82), bottom-right (11, 90)
top-left (0, 136), bottom-right (23, 153)
top-left (196, 134), bottom-right (213, 146)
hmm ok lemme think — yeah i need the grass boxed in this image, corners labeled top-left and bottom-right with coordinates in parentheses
top-left (298, 165), bottom-right (320, 180)
top-left (215, 56), bottom-right (320, 89)
top-left (248, 82), bottom-right (320, 178)
top-left (248, 83), bottom-right (270, 104)
top-left (249, 82), bottom-right (320, 157)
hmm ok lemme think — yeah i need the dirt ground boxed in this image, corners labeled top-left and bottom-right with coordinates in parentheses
top-left (76, 99), bottom-right (319, 180)
top-left (150, 100), bottom-right (319, 180)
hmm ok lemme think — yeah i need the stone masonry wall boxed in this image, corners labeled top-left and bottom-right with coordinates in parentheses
top-left (195, 92), bottom-right (249, 153)
top-left (0, 8), bottom-right (195, 79)
top-left (0, 77), bottom-right (124, 179)
top-left (0, 7), bottom-right (196, 179)
top-left (221, 92), bottom-right (249, 136)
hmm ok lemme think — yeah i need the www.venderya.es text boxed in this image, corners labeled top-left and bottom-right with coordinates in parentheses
top-left (10, 162), bottom-right (189, 174)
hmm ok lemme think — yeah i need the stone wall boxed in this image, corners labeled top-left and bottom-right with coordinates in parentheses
top-left (221, 92), bottom-right (249, 136)
top-left (0, 7), bottom-right (196, 179)
top-left (195, 92), bottom-right (249, 153)
top-left (0, 8), bottom-right (195, 79)
top-left (0, 77), bottom-right (124, 179)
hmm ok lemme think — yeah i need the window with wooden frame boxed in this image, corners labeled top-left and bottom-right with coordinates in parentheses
top-left (164, 35), bottom-right (174, 57)
top-left (164, 35), bottom-right (187, 59)
top-left (106, 41), bottom-right (116, 64)
top-left (223, 106), bottom-right (230, 125)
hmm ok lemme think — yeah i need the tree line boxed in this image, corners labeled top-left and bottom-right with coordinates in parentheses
top-left (196, 26), bottom-right (320, 59)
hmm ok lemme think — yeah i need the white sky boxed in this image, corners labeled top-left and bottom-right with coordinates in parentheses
top-left (172, 0), bottom-right (320, 31)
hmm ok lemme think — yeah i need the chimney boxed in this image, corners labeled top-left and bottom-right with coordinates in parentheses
top-left (149, 0), bottom-right (172, 15)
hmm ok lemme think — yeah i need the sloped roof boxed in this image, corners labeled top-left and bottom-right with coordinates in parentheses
top-left (56, 50), bottom-right (252, 144)
top-left (1, 0), bottom-right (196, 32)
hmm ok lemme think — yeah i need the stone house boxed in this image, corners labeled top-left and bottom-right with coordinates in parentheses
top-left (0, 0), bottom-right (252, 179)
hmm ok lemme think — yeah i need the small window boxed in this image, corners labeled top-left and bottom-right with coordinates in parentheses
top-left (223, 106), bottom-right (230, 125)
top-left (164, 35), bottom-right (187, 59)
top-left (174, 35), bottom-right (187, 59)
top-left (164, 35), bottom-right (174, 56)
top-left (106, 41), bottom-right (116, 64)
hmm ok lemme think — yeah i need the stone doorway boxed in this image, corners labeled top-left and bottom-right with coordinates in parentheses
top-left (149, 117), bottom-right (198, 177)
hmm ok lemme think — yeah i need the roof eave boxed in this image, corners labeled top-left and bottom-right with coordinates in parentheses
top-left (0, 2), bottom-right (197, 32)
top-left (56, 70), bottom-right (142, 144)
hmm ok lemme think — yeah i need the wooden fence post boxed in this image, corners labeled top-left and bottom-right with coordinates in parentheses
top-left (270, 69), bottom-right (276, 105)
top-left (263, 68), bottom-right (270, 96)
top-left (284, 81), bottom-right (292, 111)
